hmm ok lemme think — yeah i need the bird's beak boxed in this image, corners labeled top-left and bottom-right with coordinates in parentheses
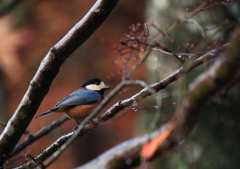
top-left (102, 85), bottom-right (110, 90)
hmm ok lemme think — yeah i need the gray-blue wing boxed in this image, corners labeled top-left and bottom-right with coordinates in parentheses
top-left (53, 89), bottom-right (100, 109)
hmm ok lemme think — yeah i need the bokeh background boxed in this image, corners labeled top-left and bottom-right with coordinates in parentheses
top-left (0, 0), bottom-right (240, 169)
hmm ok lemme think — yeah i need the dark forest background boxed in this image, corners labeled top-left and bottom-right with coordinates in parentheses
top-left (0, 0), bottom-right (240, 169)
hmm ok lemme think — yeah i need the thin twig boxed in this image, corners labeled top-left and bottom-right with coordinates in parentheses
top-left (10, 116), bottom-right (69, 157)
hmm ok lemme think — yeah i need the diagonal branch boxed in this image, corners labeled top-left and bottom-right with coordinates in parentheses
top-left (9, 116), bottom-right (69, 157)
top-left (0, 0), bottom-right (119, 166)
top-left (99, 43), bottom-right (228, 121)
top-left (76, 126), bottom-right (168, 169)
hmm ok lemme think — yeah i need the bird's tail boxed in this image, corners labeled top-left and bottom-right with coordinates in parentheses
top-left (35, 110), bottom-right (53, 119)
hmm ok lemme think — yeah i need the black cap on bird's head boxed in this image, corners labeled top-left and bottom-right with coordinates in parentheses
top-left (82, 78), bottom-right (102, 87)
top-left (82, 78), bottom-right (110, 92)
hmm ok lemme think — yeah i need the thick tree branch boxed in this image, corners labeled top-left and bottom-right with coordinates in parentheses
top-left (0, 0), bottom-right (119, 166)
top-left (76, 126), bottom-right (170, 169)
top-left (75, 123), bottom-right (179, 169)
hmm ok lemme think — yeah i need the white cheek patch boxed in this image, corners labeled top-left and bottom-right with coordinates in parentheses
top-left (86, 81), bottom-right (106, 91)
top-left (86, 84), bottom-right (101, 90)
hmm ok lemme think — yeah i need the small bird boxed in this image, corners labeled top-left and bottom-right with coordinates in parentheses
top-left (35, 78), bottom-right (110, 124)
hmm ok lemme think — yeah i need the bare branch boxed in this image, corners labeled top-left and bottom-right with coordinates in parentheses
top-left (178, 18), bottom-right (207, 39)
top-left (75, 126), bottom-right (171, 169)
top-left (10, 116), bottom-right (69, 157)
